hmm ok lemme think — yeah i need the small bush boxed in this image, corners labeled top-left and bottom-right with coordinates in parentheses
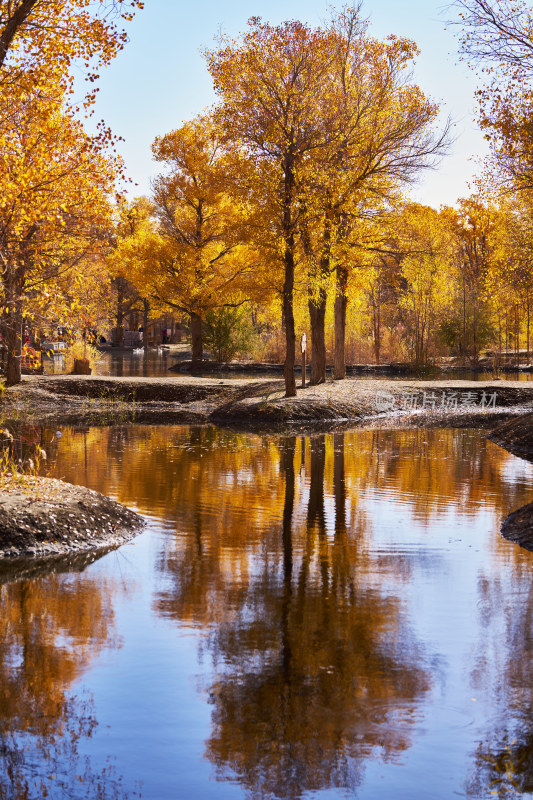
top-left (203, 306), bottom-right (257, 362)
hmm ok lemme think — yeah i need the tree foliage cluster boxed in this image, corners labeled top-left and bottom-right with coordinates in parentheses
top-left (0, 0), bottom-right (143, 384)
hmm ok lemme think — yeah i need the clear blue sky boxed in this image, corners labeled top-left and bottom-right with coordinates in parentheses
top-left (89, 0), bottom-right (488, 209)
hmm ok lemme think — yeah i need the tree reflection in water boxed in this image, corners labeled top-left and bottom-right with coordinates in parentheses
top-left (156, 432), bottom-right (431, 799)
top-left (39, 424), bottom-right (533, 798)
top-left (0, 555), bottom-right (139, 800)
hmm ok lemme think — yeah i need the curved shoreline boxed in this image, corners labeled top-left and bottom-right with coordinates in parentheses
top-left (501, 501), bottom-right (533, 552)
top-left (0, 474), bottom-right (144, 560)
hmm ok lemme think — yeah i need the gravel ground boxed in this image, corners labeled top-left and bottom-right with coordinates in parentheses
top-left (0, 474), bottom-right (144, 559)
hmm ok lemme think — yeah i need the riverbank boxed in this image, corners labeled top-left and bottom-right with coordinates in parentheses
top-left (3, 374), bottom-right (533, 430)
top-left (489, 412), bottom-right (533, 459)
top-left (501, 500), bottom-right (533, 551)
top-left (0, 473), bottom-right (144, 559)
top-left (2, 374), bottom-right (533, 560)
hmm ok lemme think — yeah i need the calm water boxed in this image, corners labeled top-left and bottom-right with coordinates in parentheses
top-left (2, 426), bottom-right (533, 799)
top-left (93, 349), bottom-right (177, 377)
top-left (44, 349), bottom-right (533, 380)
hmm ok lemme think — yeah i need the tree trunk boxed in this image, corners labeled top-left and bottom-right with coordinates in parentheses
top-left (5, 297), bottom-right (22, 387)
top-left (283, 258), bottom-right (296, 397)
top-left (114, 275), bottom-right (125, 346)
top-left (308, 293), bottom-right (327, 385)
top-left (472, 300), bottom-right (477, 363)
top-left (505, 311), bottom-right (509, 365)
top-left (373, 300), bottom-right (381, 364)
top-left (143, 298), bottom-right (150, 352)
top-left (190, 312), bottom-right (203, 363)
top-left (462, 276), bottom-right (467, 365)
top-left (527, 294), bottom-right (530, 364)
top-left (515, 304), bottom-right (520, 367)
top-left (4, 264), bottom-right (23, 387)
top-left (306, 217), bottom-right (330, 386)
top-left (282, 152), bottom-right (297, 398)
top-left (334, 267), bottom-right (348, 380)
top-left (498, 308), bottom-right (502, 369)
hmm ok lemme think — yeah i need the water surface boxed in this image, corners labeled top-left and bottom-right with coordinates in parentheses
top-left (2, 426), bottom-right (533, 799)
top-left (49, 348), bottom-right (533, 380)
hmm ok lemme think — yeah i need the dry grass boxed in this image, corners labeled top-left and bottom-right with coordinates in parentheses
top-left (65, 338), bottom-right (99, 373)
top-left (0, 428), bottom-right (46, 491)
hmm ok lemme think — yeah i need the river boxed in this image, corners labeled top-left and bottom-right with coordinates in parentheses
top-left (1, 425), bottom-right (533, 799)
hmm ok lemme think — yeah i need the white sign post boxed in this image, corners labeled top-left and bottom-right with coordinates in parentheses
top-left (301, 333), bottom-right (307, 388)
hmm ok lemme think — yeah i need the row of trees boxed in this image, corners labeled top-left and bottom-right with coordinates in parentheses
top-left (3, 0), bottom-right (533, 392)
top-left (113, 2), bottom-right (533, 393)
top-left (115, 184), bottom-right (533, 367)
top-left (113, 7), bottom-right (450, 395)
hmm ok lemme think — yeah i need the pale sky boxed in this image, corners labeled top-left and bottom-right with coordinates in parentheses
top-left (87, 0), bottom-right (489, 209)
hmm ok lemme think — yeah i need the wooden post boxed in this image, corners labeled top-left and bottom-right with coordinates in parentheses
top-left (301, 333), bottom-right (307, 388)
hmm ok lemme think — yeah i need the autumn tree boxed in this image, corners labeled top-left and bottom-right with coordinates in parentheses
top-left (0, 0), bottom-right (145, 378)
top-left (0, 0), bottom-right (143, 86)
top-left (108, 196), bottom-right (156, 348)
top-left (0, 0), bottom-right (143, 384)
top-left (360, 246), bottom-right (405, 365)
top-left (386, 204), bottom-right (456, 365)
top-left (453, 0), bottom-right (533, 191)
top-left (206, 17), bottom-right (348, 395)
top-left (488, 195), bottom-right (533, 361)
top-left (441, 198), bottom-right (497, 363)
top-left (298, 10), bottom-right (448, 382)
top-left (114, 116), bottom-right (263, 364)
top-left (0, 84), bottom-right (118, 384)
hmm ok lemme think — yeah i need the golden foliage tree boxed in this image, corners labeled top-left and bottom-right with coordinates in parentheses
top-left (0, 84), bottom-right (119, 384)
top-left (0, 0), bottom-right (143, 383)
top-left (0, 0), bottom-right (143, 86)
top-left (113, 116), bottom-right (264, 363)
top-left (205, 16), bottom-right (347, 395)
top-left (205, 8), bottom-right (448, 392)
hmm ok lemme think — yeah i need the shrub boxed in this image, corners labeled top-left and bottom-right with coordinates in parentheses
top-left (203, 306), bottom-right (257, 362)
top-left (65, 337), bottom-right (100, 373)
